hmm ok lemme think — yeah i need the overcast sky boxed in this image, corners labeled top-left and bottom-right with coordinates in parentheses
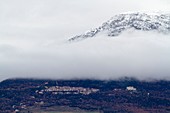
top-left (0, 0), bottom-right (170, 81)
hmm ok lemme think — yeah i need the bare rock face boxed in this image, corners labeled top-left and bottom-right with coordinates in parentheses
top-left (68, 13), bottom-right (170, 42)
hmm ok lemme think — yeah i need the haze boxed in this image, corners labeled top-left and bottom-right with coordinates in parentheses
top-left (0, 0), bottom-right (170, 81)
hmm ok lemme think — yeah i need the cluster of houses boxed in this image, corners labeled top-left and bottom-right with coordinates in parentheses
top-left (37, 85), bottom-right (99, 95)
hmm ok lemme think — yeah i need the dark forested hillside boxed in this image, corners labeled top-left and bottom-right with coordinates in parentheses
top-left (0, 78), bottom-right (170, 113)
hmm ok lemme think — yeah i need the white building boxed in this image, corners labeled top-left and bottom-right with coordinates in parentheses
top-left (126, 86), bottom-right (137, 91)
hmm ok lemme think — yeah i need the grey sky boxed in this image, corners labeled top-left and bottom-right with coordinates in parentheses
top-left (0, 0), bottom-right (170, 81)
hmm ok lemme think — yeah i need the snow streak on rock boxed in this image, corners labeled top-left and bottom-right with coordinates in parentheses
top-left (69, 13), bottom-right (170, 41)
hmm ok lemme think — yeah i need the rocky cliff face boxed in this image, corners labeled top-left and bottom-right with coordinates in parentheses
top-left (69, 13), bottom-right (170, 41)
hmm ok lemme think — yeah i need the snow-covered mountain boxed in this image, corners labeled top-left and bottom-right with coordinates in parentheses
top-left (68, 13), bottom-right (170, 41)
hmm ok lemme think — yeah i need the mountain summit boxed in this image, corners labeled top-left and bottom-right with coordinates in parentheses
top-left (68, 13), bottom-right (170, 41)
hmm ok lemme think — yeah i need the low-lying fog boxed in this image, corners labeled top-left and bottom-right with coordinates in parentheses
top-left (0, 0), bottom-right (170, 81)
top-left (1, 30), bottom-right (170, 81)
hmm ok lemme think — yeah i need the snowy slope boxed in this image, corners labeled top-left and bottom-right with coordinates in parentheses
top-left (69, 13), bottom-right (170, 41)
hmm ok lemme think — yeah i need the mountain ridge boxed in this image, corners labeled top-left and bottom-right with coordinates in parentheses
top-left (68, 12), bottom-right (170, 42)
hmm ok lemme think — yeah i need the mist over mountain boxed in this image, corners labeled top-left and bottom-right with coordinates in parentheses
top-left (1, 24), bottom-right (170, 81)
top-left (0, 0), bottom-right (170, 81)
